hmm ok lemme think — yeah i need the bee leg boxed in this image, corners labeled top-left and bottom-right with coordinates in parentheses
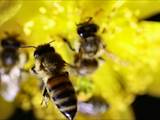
top-left (102, 44), bottom-right (129, 66)
top-left (41, 87), bottom-right (50, 108)
top-left (31, 65), bottom-right (37, 74)
top-left (41, 96), bottom-right (49, 108)
top-left (98, 57), bottom-right (105, 61)
top-left (65, 62), bottom-right (76, 69)
top-left (97, 57), bottom-right (106, 66)
top-left (61, 37), bottom-right (76, 52)
top-left (20, 68), bottom-right (29, 73)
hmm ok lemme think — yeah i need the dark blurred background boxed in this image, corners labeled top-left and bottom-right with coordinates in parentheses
top-left (132, 95), bottom-right (160, 120)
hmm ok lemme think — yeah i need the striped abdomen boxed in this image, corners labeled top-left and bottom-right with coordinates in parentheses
top-left (47, 72), bottom-right (77, 120)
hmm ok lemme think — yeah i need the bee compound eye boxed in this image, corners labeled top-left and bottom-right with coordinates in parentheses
top-left (77, 28), bottom-right (83, 36)
top-left (34, 51), bottom-right (39, 58)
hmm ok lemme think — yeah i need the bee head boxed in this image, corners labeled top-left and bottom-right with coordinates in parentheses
top-left (77, 23), bottom-right (99, 38)
top-left (1, 49), bottom-right (18, 67)
top-left (1, 37), bottom-right (21, 49)
top-left (34, 44), bottom-right (55, 59)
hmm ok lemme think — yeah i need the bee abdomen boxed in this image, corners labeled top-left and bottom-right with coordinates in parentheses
top-left (47, 72), bottom-right (77, 120)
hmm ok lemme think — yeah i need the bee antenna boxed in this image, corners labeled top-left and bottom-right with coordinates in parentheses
top-left (4, 31), bottom-right (19, 38)
top-left (20, 45), bottom-right (37, 49)
top-left (48, 40), bottom-right (55, 44)
top-left (76, 17), bottom-right (93, 27)
top-left (86, 17), bottom-right (93, 23)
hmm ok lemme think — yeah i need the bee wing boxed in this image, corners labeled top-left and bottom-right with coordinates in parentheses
top-left (78, 96), bottom-right (109, 115)
top-left (105, 48), bottom-right (129, 66)
top-left (99, 43), bottom-right (129, 66)
top-left (0, 65), bottom-right (29, 102)
top-left (0, 68), bottom-right (20, 102)
top-left (42, 54), bottom-right (57, 73)
top-left (18, 52), bottom-right (28, 68)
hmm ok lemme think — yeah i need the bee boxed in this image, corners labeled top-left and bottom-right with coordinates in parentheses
top-left (0, 33), bottom-right (28, 102)
top-left (61, 17), bottom-right (107, 76)
top-left (78, 95), bottom-right (109, 116)
top-left (74, 19), bottom-right (101, 75)
top-left (29, 42), bottom-right (77, 120)
top-left (62, 17), bottom-right (126, 76)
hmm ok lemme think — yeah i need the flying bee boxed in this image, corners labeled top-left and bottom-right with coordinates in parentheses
top-left (78, 95), bottom-right (109, 116)
top-left (26, 41), bottom-right (77, 120)
top-left (0, 33), bottom-right (28, 102)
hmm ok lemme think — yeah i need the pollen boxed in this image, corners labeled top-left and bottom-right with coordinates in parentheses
top-left (39, 7), bottom-right (47, 14)
top-left (23, 21), bottom-right (34, 35)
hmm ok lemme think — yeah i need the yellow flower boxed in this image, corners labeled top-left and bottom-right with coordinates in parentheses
top-left (0, 1), bottom-right (160, 120)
